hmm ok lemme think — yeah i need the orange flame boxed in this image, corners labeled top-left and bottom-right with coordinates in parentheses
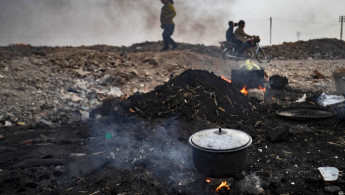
top-left (205, 179), bottom-right (211, 183)
top-left (215, 181), bottom-right (230, 192)
top-left (221, 76), bottom-right (231, 83)
top-left (258, 85), bottom-right (266, 92)
top-left (240, 85), bottom-right (248, 96)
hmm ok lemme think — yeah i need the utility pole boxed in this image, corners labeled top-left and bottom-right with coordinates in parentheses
top-left (340, 16), bottom-right (345, 40)
top-left (270, 17), bottom-right (272, 45)
top-left (297, 31), bottom-right (300, 41)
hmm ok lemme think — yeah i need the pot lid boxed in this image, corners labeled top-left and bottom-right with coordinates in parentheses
top-left (276, 107), bottom-right (336, 120)
top-left (190, 128), bottom-right (251, 151)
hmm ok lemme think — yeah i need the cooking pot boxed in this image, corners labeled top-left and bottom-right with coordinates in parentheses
top-left (189, 128), bottom-right (252, 177)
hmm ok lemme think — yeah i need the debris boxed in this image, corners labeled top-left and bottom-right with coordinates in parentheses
top-left (107, 87), bottom-right (124, 97)
top-left (324, 185), bottom-right (341, 193)
top-left (269, 75), bottom-right (288, 89)
top-left (316, 93), bottom-right (345, 107)
top-left (289, 125), bottom-right (313, 135)
top-left (266, 126), bottom-right (289, 143)
top-left (4, 121), bottom-right (12, 127)
top-left (17, 122), bottom-right (26, 126)
top-left (318, 167), bottom-right (339, 184)
top-left (36, 119), bottom-right (54, 129)
top-left (312, 70), bottom-right (325, 79)
top-left (295, 94), bottom-right (306, 103)
top-left (0, 74), bottom-right (4, 79)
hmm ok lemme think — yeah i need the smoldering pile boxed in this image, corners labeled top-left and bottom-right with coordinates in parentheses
top-left (95, 69), bottom-right (267, 127)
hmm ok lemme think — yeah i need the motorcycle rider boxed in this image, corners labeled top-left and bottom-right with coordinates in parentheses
top-left (226, 21), bottom-right (238, 42)
top-left (234, 20), bottom-right (254, 54)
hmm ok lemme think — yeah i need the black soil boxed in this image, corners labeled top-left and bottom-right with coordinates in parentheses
top-left (1, 69), bottom-right (345, 195)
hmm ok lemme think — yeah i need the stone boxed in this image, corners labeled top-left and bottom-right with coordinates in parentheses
top-left (289, 125), bottom-right (313, 135)
top-left (97, 75), bottom-right (114, 86)
top-left (266, 126), bottom-right (289, 143)
top-left (37, 119), bottom-right (54, 129)
top-left (324, 185), bottom-right (341, 193)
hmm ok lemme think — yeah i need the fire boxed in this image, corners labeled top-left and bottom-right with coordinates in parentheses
top-left (221, 76), bottom-right (231, 83)
top-left (215, 180), bottom-right (230, 192)
top-left (205, 179), bottom-right (211, 183)
top-left (240, 85), bottom-right (248, 96)
top-left (258, 85), bottom-right (266, 92)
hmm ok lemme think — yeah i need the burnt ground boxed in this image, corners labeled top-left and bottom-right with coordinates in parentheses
top-left (1, 40), bottom-right (345, 194)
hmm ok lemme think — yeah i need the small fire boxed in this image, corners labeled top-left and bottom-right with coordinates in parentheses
top-left (205, 179), bottom-right (211, 183)
top-left (240, 85), bottom-right (248, 96)
top-left (221, 76), bottom-right (231, 83)
top-left (215, 180), bottom-right (230, 192)
top-left (258, 85), bottom-right (266, 92)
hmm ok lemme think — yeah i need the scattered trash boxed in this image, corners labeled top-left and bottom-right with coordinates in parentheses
top-left (318, 167), bottom-right (339, 184)
top-left (0, 74), bottom-right (4, 79)
top-left (17, 122), bottom-right (26, 126)
top-left (107, 87), bottom-right (124, 97)
top-left (316, 93), bottom-right (345, 107)
top-left (239, 60), bottom-right (261, 71)
top-left (4, 121), bottom-right (12, 127)
top-left (295, 93), bottom-right (307, 103)
top-left (69, 153), bottom-right (87, 157)
top-left (258, 149), bottom-right (263, 152)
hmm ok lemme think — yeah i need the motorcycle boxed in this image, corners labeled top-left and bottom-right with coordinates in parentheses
top-left (219, 36), bottom-right (271, 63)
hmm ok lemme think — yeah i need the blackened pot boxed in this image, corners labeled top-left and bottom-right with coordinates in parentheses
top-left (231, 68), bottom-right (265, 89)
top-left (189, 128), bottom-right (252, 177)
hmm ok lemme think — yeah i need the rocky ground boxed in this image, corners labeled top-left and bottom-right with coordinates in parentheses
top-left (0, 39), bottom-right (345, 194)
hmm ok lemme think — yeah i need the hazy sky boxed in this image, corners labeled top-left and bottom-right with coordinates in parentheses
top-left (0, 0), bottom-right (344, 46)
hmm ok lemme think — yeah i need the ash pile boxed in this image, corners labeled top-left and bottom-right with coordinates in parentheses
top-left (94, 69), bottom-right (267, 133)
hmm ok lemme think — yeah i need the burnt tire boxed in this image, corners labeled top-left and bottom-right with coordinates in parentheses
top-left (256, 48), bottom-right (271, 63)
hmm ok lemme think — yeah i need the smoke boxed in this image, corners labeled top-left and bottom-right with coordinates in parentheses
top-left (87, 116), bottom-right (201, 188)
top-left (0, 0), bottom-right (344, 46)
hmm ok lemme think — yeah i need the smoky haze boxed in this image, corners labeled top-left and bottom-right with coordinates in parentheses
top-left (0, 0), bottom-right (344, 46)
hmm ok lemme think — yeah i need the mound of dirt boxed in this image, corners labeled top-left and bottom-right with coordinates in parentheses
top-left (269, 38), bottom-right (345, 59)
top-left (99, 69), bottom-right (267, 126)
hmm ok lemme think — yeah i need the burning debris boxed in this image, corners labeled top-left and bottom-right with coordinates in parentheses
top-left (124, 69), bottom-right (266, 125)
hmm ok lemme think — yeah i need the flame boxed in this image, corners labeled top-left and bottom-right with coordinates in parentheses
top-left (221, 76), bottom-right (231, 83)
top-left (215, 181), bottom-right (230, 192)
top-left (258, 85), bottom-right (266, 92)
top-left (272, 97), bottom-right (276, 100)
top-left (205, 179), bottom-right (211, 183)
top-left (240, 85), bottom-right (248, 96)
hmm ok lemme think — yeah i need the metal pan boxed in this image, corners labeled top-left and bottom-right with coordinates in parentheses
top-left (276, 107), bottom-right (336, 120)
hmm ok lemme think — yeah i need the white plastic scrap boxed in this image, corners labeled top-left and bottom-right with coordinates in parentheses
top-left (318, 167), bottom-right (339, 182)
top-left (107, 87), bottom-right (123, 97)
top-left (316, 93), bottom-right (345, 107)
top-left (295, 94), bottom-right (307, 103)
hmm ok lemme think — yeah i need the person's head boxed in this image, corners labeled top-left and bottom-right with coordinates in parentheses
top-left (161, 0), bottom-right (173, 4)
top-left (238, 20), bottom-right (245, 28)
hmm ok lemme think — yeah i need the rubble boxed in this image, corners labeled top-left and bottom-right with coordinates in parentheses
top-left (0, 40), bottom-right (345, 194)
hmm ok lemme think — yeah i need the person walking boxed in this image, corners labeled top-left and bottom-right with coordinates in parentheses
top-left (160, 0), bottom-right (178, 51)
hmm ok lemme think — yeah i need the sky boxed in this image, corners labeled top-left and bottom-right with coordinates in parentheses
top-left (0, 0), bottom-right (344, 46)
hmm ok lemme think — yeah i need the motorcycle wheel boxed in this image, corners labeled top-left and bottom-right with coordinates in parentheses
top-left (256, 48), bottom-right (271, 63)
